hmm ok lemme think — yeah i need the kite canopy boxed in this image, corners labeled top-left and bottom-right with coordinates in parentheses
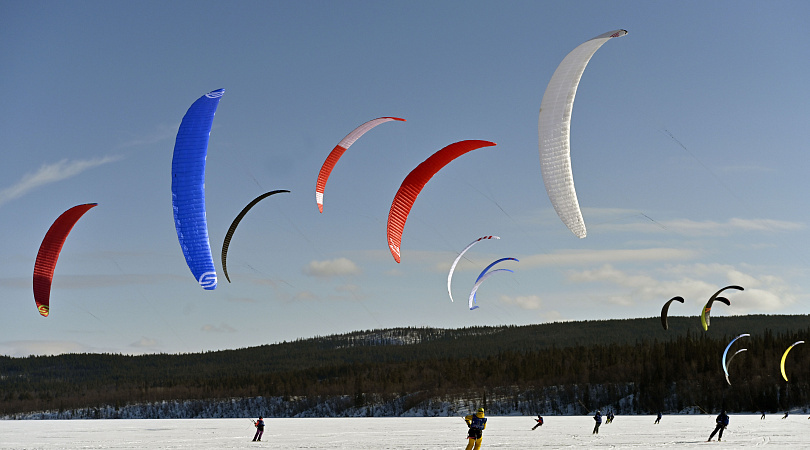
top-left (386, 140), bottom-right (496, 263)
top-left (171, 89), bottom-right (223, 290)
top-left (470, 257), bottom-right (519, 305)
top-left (781, 340), bottom-right (805, 382)
top-left (660, 296), bottom-right (685, 330)
top-left (447, 236), bottom-right (500, 302)
top-left (468, 268), bottom-right (513, 311)
top-left (221, 190), bottom-right (290, 283)
top-left (722, 333), bottom-right (750, 385)
top-left (316, 117), bottom-right (405, 213)
top-left (538, 29), bottom-right (627, 238)
top-left (33, 203), bottom-right (98, 317)
top-left (700, 285), bottom-right (743, 331)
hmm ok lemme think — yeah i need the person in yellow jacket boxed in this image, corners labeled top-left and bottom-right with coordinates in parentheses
top-left (464, 408), bottom-right (487, 450)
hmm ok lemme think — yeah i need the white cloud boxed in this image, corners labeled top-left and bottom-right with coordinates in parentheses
top-left (597, 217), bottom-right (803, 236)
top-left (520, 248), bottom-right (697, 267)
top-left (0, 156), bottom-right (122, 207)
top-left (303, 258), bottom-right (360, 277)
top-left (0, 340), bottom-right (93, 357)
top-left (566, 263), bottom-right (797, 312)
top-left (500, 294), bottom-right (543, 310)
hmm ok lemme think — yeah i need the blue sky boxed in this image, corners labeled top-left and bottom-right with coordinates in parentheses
top-left (2, 0), bottom-right (809, 356)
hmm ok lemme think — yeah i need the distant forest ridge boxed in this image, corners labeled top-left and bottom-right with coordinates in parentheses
top-left (2, 315), bottom-right (810, 417)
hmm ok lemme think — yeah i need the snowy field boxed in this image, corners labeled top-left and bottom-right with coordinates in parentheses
top-left (1, 415), bottom-right (809, 449)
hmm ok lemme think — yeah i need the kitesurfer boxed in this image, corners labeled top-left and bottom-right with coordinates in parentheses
top-left (707, 410), bottom-right (729, 442)
top-left (655, 412), bottom-right (662, 424)
top-left (532, 415), bottom-right (543, 430)
top-left (252, 416), bottom-right (265, 441)
top-left (606, 410), bottom-right (614, 424)
top-left (592, 410), bottom-right (602, 434)
top-left (464, 408), bottom-right (487, 450)
top-left (782, 411), bottom-right (789, 419)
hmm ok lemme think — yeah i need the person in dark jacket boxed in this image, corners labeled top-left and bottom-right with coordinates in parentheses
top-left (707, 410), bottom-right (729, 442)
top-left (655, 411), bottom-right (662, 424)
top-left (593, 410), bottom-right (602, 434)
top-left (252, 416), bottom-right (265, 442)
top-left (532, 415), bottom-right (543, 430)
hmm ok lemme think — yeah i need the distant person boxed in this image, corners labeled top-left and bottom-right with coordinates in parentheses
top-left (707, 410), bottom-right (729, 442)
top-left (464, 407), bottom-right (487, 450)
top-left (593, 410), bottom-right (602, 434)
top-left (532, 415), bottom-right (543, 430)
top-left (782, 411), bottom-right (789, 419)
top-left (655, 411), bottom-right (662, 424)
top-left (252, 416), bottom-right (265, 442)
top-left (606, 410), bottom-right (614, 424)
top-left (761, 411), bottom-right (765, 419)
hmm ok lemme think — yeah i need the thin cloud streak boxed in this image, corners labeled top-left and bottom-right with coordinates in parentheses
top-left (595, 218), bottom-right (803, 236)
top-left (0, 156), bottom-right (122, 207)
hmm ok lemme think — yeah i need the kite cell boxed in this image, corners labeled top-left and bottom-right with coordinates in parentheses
top-left (660, 296), bottom-right (685, 330)
top-left (722, 333), bottom-right (750, 385)
top-left (468, 268), bottom-right (513, 311)
top-left (315, 117), bottom-right (405, 213)
top-left (700, 285), bottom-right (744, 331)
top-left (387, 140), bottom-right (497, 263)
top-left (538, 29), bottom-right (627, 239)
top-left (33, 203), bottom-right (98, 317)
top-left (171, 89), bottom-right (224, 290)
top-left (781, 340), bottom-right (805, 382)
top-left (221, 190), bottom-right (290, 283)
top-left (447, 236), bottom-right (500, 302)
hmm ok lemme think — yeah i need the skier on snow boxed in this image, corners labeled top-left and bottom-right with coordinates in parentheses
top-left (707, 410), bottom-right (729, 442)
top-left (252, 416), bottom-right (265, 442)
top-left (464, 407), bottom-right (487, 450)
top-left (532, 415), bottom-right (543, 430)
top-left (593, 410), bottom-right (602, 434)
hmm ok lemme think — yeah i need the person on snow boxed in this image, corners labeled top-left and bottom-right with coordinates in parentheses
top-left (782, 411), bottom-right (789, 419)
top-left (531, 415), bottom-right (543, 430)
top-left (464, 407), bottom-right (487, 450)
top-left (655, 411), bottom-right (662, 424)
top-left (707, 410), bottom-right (729, 442)
top-left (252, 416), bottom-right (265, 442)
top-left (592, 410), bottom-right (602, 434)
top-left (606, 410), bottom-right (614, 424)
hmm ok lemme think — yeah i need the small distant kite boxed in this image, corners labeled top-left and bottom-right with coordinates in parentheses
top-left (221, 190), bottom-right (290, 283)
top-left (447, 236), bottom-right (500, 302)
top-left (316, 117), bottom-right (405, 213)
top-left (660, 296), bottom-right (685, 330)
top-left (468, 269), bottom-right (513, 311)
top-left (781, 340), bottom-right (805, 382)
top-left (33, 203), bottom-right (98, 317)
top-left (700, 285), bottom-right (744, 331)
top-left (722, 333), bottom-right (750, 385)
top-left (469, 257), bottom-right (518, 310)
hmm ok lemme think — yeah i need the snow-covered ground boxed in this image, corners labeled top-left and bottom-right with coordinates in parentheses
top-left (1, 415), bottom-right (808, 449)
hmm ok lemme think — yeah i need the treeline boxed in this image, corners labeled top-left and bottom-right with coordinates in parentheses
top-left (1, 315), bottom-right (809, 416)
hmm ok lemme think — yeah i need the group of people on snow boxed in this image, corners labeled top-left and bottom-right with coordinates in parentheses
top-left (248, 408), bottom-right (810, 446)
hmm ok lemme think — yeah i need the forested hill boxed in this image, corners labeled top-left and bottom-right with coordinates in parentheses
top-left (2, 315), bottom-right (810, 417)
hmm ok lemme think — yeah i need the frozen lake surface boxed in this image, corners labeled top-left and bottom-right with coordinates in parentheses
top-left (1, 415), bottom-right (809, 449)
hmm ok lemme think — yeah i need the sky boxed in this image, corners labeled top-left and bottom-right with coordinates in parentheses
top-left (2, 0), bottom-right (809, 357)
